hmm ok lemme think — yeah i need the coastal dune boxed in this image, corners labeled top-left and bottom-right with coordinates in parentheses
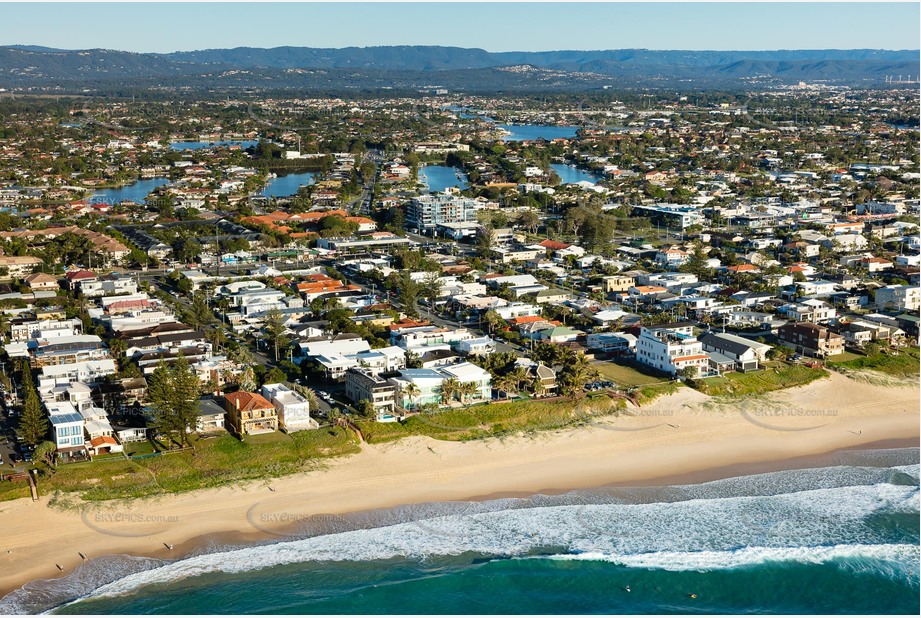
top-left (0, 371), bottom-right (918, 596)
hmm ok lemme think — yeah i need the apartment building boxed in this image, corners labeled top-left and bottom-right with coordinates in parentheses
top-left (636, 325), bottom-right (709, 377)
top-left (777, 322), bottom-right (845, 358)
top-left (344, 368), bottom-right (398, 420)
top-left (406, 193), bottom-right (479, 232)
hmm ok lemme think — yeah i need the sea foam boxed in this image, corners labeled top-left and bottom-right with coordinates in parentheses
top-left (76, 480), bottom-right (918, 602)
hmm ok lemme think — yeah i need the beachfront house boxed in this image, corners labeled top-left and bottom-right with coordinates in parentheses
top-left (344, 368), bottom-right (399, 421)
top-left (777, 322), bottom-right (844, 358)
top-left (636, 325), bottom-right (709, 377)
top-left (698, 332), bottom-right (771, 372)
top-left (224, 391), bottom-right (279, 435)
top-left (261, 383), bottom-right (317, 432)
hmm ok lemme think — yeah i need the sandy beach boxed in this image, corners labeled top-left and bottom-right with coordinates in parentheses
top-left (0, 371), bottom-right (918, 597)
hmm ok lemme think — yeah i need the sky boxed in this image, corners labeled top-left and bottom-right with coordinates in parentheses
top-left (0, 1), bottom-right (918, 54)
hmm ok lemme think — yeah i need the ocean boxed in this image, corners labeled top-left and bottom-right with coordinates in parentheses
top-left (2, 447), bottom-right (918, 615)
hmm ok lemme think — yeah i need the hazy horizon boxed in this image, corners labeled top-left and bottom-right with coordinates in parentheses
top-left (1, 2), bottom-right (918, 54)
top-left (4, 44), bottom-right (920, 54)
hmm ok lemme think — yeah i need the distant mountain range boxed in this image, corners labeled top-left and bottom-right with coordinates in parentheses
top-left (0, 45), bottom-right (917, 92)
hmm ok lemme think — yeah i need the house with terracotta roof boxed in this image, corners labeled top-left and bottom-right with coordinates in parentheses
top-left (859, 256), bottom-right (894, 273)
top-left (535, 239), bottom-right (570, 252)
top-left (23, 272), bottom-right (59, 291)
top-left (293, 274), bottom-right (362, 301)
top-left (655, 248), bottom-right (690, 267)
top-left (628, 285), bottom-right (669, 299)
top-left (726, 263), bottom-right (761, 275)
top-left (224, 391), bottom-right (278, 435)
top-left (64, 269), bottom-right (97, 290)
top-left (86, 435), bottom-right (123, 456)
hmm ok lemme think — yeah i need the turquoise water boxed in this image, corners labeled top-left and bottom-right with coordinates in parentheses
top-left (499, 124), bottom-right (579, 141)
top-left (3, 449), bottom-right (918, 615)
top-left (89, 178), bottom-right (169, 205)
top-left (261, 171), bottom-right (316, 198)
top-left (551, 163), bottom-right (604, 185)
top-left (420, 165), bottom-right (469, 193)
top-left (169, 141), bottom-right (258, 151)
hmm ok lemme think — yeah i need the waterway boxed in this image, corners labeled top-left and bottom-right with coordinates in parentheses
top-left (550, 163), bottom-right (604, 185)
top-left (499, 124), bottom-right (579, 141)
top-left (89, 177), bottom-right (170, 205)
top-left (260, 171), bottom-right (317, 198)
top-left (419, 165), bottom-right (469, 193)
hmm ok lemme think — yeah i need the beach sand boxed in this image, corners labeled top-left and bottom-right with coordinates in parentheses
top-left (0, 371), bottom-right (918, 596)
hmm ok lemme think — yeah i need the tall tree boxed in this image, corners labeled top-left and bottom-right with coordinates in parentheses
top-left (420, 271), bottom-right (442, 316)
top-left (397, 272), bottom-right (423, 317)
top-left (518, 209), bottom-right (540, 235)
top-left (559, 353), bottom-right (598, 397)
top-left (457, 381), bottom-right (479, 405)
top-left (482, 309), bottom-right (502, 335)
top-left (475, 225), bottom-right (496, 259)
top-left (402, 382), bottom-right (420, 410)
top-left (148, 356), bottom-right (201, 448)
top-left (17, 362), bottom-right (48, 447)
top-left (681, 241), bottom-right (712, 280)
top-left (184, 291), bottom-right (214, 331)
top-left (263, 308), bottom-right (289, 362)
top-left (440, 377), bottom-right (460, 403)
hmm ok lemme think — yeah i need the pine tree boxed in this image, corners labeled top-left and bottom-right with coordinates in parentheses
top-left (184, 291), bottom-right (215, 331)
top-left (148, 356), bottom-right (201, 448)
top-left (17, 362), bottom-right (48, 447)
top-left (682, 241), bottom-right (712, 280)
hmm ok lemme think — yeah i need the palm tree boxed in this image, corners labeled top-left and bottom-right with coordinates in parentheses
top-left (560, 353), bottom-right (597, 397)
top-left (107, 337), bottom-right (126, 369)
top-left (402, 382), bottom-right (421, 411)
top-left (440, 377), bottom-right (460, 404)
top-left (208, 327), bottom-right (227, 354)
top-left (457, 381), bottom-right (479, 405)
top-left (494, 374), bottom-right (514, 400)
top-left (530, 375), bottom-right (546, 398)
top-left (482, 310), bottom-right (502, 335)
top-left (509, 366), bottom-right (530, 393)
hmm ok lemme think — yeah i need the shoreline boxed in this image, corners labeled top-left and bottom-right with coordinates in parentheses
top-left (0, 372), bottom-right (918, 599)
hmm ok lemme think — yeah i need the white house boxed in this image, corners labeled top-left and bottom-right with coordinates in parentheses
top-left (261, 383), bottom-right (316, 431)
top-left (784, 299), bottom-right (837, 323)
top-left (47, 402), bottom-right (85, 451)
top-left (699, 332), bottom-right (771, 372)
top-left (875, 285), bottom-right (921, 312)
top-left (636, 325), bottom-right (708, 377)
top-left (586, 331), bottom-right (637, 354)
top-left (454, 336), bottom-right (496, 356)
top-left (438, 362), bottom-right (492, 402)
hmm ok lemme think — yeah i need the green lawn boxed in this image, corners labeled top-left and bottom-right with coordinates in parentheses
top-left (124, 441), bottom-right (156, 457)
top-left (827, 351), bottom-right (863, 363)
top-left (593, 360), bottom-right (668, 387)
top-left (34, 428), bottom-right (360, 503)
top-left (243, 431), bottom-right (291, 445)
top-left (828, 347), bottom-right (920, 378)
top-left (695, 364), bottom-right (828, 398)
top-left (357, 395), bottom-right (627, 444)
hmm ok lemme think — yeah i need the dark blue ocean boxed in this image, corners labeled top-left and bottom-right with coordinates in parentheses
top-left (2, 448), bottom-right (918, 615)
